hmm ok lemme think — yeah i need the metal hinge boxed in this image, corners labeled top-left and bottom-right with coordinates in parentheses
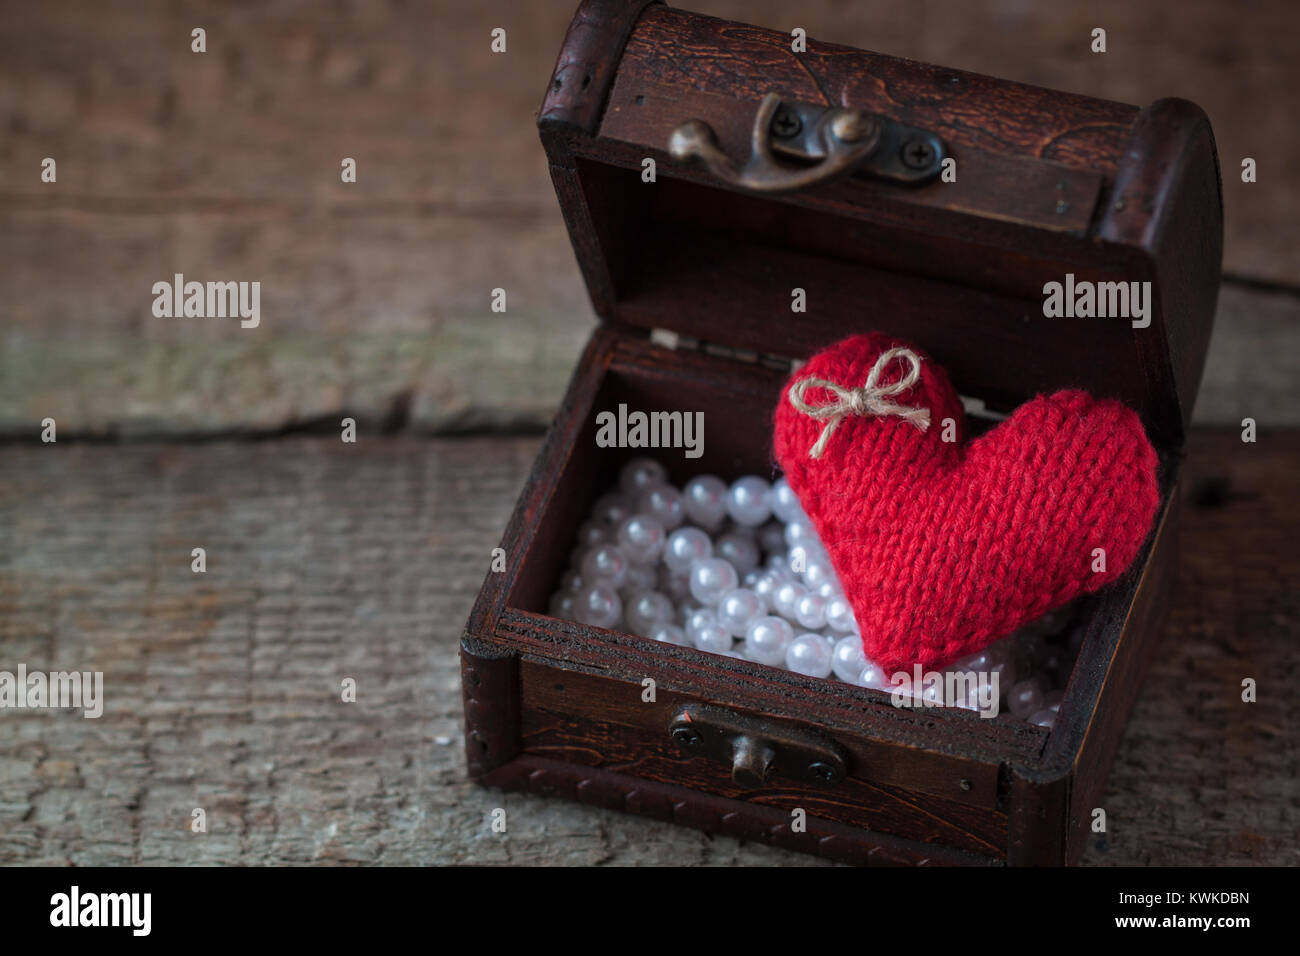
top-left (669, 92), bottom-right (945, 195)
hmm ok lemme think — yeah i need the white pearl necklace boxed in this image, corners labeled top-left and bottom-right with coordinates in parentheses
top-left (549, 457), bottom-right (1069, 727)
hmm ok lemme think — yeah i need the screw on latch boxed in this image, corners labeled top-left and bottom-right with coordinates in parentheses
top-left (900, 138), bottom-right (936, 170)
top-left (830, 110), bottom-right (874, 144)
top-left (672, 726), bottom-right (702, 748)
top-left (770, 106), bottom-right (802, 139)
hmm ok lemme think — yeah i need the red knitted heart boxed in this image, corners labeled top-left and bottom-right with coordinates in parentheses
top-left (773, 332), bottom-right (1159, 672)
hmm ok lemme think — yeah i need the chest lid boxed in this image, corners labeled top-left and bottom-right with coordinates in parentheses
top-left (538, 0), bottom-right (1223, 448)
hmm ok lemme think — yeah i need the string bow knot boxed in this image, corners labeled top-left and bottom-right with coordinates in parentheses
top-left (787, 346), bottom-right (931, 459)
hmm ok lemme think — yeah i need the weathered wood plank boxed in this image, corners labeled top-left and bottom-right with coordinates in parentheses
top-left (1, 229), bottom-right (1293, 437)
top-left (1196, 283), bottom-right (1300, 430)
top-left (0, 0), bottom-right (1295, 437)
top-left (3, 0), bottom-right (1294, 270)
top-left (1077, 428), bottom-right (1300, 866)
top-left (0, 430), bottom-right (1294, 864)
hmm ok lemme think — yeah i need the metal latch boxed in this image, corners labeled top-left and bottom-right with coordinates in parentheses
top-left (668, 703), bottom-right (848, 789)
top-left (668, 91), bottom-right (945, 193)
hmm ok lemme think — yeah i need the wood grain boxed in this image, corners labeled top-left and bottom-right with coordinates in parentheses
top-left (0, 0), bottom-right (1295, 437)
top-left (0, 429), bottom-right (1294, 864)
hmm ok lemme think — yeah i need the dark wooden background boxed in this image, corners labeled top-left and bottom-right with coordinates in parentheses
top-left (0, 0), bottom-right (1296, 865)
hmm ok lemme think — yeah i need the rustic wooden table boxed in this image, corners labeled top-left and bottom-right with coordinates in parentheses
top-left (1, 430), bottom-right (1295, 865)
top-left (1, 0), bottom-right (1297, 865)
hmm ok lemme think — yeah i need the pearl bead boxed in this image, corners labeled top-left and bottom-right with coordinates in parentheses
top-left (743, 616), bottom-right (794, 667)
top-left (716, 588), bottom-right (763, 637)
top-left (769, 476), bottom-right (806, 525)
top-left (953, 649), bottom-right (994, 672)
top-left (548, 592), bottom-right (576, 620)
top-left (559, 569), bottom-right (584, 594)
top-left (592, 491), bottom-right (635, 527)
top-left (693, 622), bottom-right (734, 654)
top-left (715, 531), bottom-right (760, 576)
top-left (831, 636), bottom-right (867, 683)
top-left (801, 536), bottom-right (829, 561)
top-left (576, 520), bottom-right (609, 549)
top-left (624, 590), bottom-right (673, 637)
top-left (616, 513), bottom-right (666, 565)
top-left (794, 591), bottom-right (828, 630)
top-left (891, 679), bottom-right (921, 705)
top-left (751, 571), bottom-right (780, 611)
top-left (619, 456), bottom-right (668, 496)
top-left (725, 476), bottom-right (772, 527)
top-left (1040, 649), bottom-right (1065, 683)
top-left (919, 677), bottom-right (946, 707)
top-left (757, 521), bottom-right (787, 557)
top-left (783, 519), bottom-right (815, 550)
top-left (1043, 689), bottom-right (1064, 712)
top-left (951, 679), bottom-right (985, 711)
top-left (1029, 708), bottom-right (1057, 729)
top-left (786, 633), bottom-right (833, 677)
top-left (802, 557), bottom-right (834, 590)
top-left (663, 526), bottom-right (712, 573)
top-left (1008, 679), bottom-right (1044, 719)
top-left (638, 484), bottom-right (685, 531)
top-left (580, 543), bottom-right (629, 589)
top-left (859, 661), bottom-right (895, 692)
top-left (619, 562), bottom-right (656, 596)
top-left (574, 584), bottom-right (621, 629)
top-left (657, 566), bottom-right (692, 602)
top-left (825, 596), bottom-right (857, 633)
top-left (650, 623), bottom-right (689, 646)
top-left (684, 607), bottom-right (719, 642)
top-left (989, 659), bottom-right (1017, 690)
top-left (682, 475), bottom-right (728, 529)
top-left (772, 580), bottom-right (806, 621)
top-left (688, 557), bottom-right (739, 605)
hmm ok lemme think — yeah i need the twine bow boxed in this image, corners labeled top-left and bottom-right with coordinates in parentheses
top-left (787, 347), bottom-right (931, 458)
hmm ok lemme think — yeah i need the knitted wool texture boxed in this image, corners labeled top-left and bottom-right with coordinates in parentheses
top-left (773, 332), bottom-right (1160, 672)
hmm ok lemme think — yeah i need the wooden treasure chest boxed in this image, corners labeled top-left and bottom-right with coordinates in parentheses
top-left (460, 0), bottom-right (1222, 865)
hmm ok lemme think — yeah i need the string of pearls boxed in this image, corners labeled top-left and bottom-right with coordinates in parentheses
top-left (548, 457), bottom-right (1069, 728)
